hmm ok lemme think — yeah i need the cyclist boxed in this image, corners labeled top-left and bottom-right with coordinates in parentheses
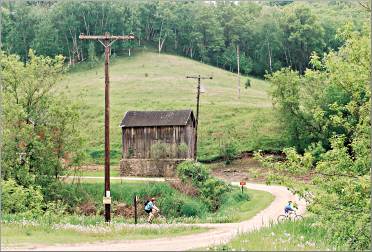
top-left (284, 200), bottom-right (296, 216)
top-left (144, 197), bottom-right (160, 224)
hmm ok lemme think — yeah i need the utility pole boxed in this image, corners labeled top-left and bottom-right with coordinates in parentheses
top-left (79, 32), bottom-right (135, 222)
top-left (186, 75), bottom-right (212, 161)
top-left (369, 0), bottom-right (372, 228)
top-left (237, 44), bottom-right (240, 99)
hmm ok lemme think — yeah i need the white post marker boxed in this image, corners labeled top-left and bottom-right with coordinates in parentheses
top-left (103, 191), bottom-right (111, 204)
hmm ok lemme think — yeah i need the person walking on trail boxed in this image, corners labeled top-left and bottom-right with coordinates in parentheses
top-left (144, 197), bottom-right (160, 224)
top-left (284, 200), bottom-right (296, 215)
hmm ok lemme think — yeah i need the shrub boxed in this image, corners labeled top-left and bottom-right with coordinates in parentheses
top-left (44, 180), bottom-right (89, 212)
top-left (245, 78), bottom-right (251, 88)
top-left (150, 142), bottom-right (171, 159)
top-left (199, 178), bottom-right (231, 211)
top-left (169, 180), bottom-right (199, 196)
top-left (42, 200), bottom-right (68, 225)
top-left (90, 149), bottom-right (121, 161)
top-left (219, 140), bottom-right (239, 165)
top-left (305, 142), bottom-right (325, 164)
top-left (177, 161), bottom-right (209, 184)
top-left (176, 161), bottom-right (231, 211)
top-left (159, 195), bottom-right (206, 218)
top-left (1, 179), bottom-right (44, 217)
top-left (77, 201), bottom-right (97, 216)
top-left (180, 199), bottom-right (207, 217)
top-left (177, 142), bottom-right (189, 156)
top-left (159, 196), bottom-right (183, 217)
top-left (128, 147), bottom-right (134, 158)
top-left (112, 202), bottom-right (140, 217)
top-left (218, 126), bottom-right (239, 164)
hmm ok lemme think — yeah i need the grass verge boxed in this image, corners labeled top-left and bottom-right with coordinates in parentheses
top-left (1, 222), bottom-right (207, 248)
top-left (206, 217), bottom-right (345, 251)
top-left (205, 188), bottom-right (274, 223)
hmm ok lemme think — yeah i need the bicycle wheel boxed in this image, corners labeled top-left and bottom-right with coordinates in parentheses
top-left (277, 215), bottom-right (287, 222)
top-left (294, 215), bottom-right (304, 221)
top-left (158, 214), bottom-right (167, 223)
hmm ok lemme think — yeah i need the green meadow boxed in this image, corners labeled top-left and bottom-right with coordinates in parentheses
top-left (59, 51), bottom-right (284, 164)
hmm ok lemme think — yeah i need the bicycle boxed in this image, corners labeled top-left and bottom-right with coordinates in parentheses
top-left (147, 209), bottom-right (168, 224)
top-left (277, 210), bottom-right (303, 222)
top-left (157, 213), bottom-right (168, 223)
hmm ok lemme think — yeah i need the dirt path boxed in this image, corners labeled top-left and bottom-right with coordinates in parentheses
top-left (8, 182), bottom-right (306, 251)
top-left (210, 158), bottom-right (313, 184)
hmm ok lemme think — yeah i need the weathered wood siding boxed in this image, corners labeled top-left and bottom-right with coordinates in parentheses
top-left (122, 118), bottom-right (195, 159)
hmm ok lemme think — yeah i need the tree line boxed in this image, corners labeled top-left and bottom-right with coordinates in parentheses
top-left (1, 0), bottom-right (367, 77)
top-left (258, 23), bottom-right (371, 250)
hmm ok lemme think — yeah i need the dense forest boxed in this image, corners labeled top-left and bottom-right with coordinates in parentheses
top-left (0, 0), bottom-right (368, 77)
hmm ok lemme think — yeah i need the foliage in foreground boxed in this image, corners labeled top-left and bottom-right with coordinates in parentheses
top-left (177, 161), bottom-right (235, 211)
top-left (1, 50), bottom-right (86, 212)
top-left (208, 217), bottom-right (343, 251)
top-left (260, 25), bottom-right (371, 250)
top-left (1, 179), bottom-right (44, 217)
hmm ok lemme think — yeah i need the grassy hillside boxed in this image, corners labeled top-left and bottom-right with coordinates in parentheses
top-left (60, 51), bottom-right (285, 164)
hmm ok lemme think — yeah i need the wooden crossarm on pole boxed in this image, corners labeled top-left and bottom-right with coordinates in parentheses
top-left (79, 33), bottom-right (135, 47)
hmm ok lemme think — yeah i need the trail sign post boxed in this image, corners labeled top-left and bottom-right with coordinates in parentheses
top-left (240, 181), bottom-right (246, 194)
top-left (134, 195), bottom-right (138, 224)
top-left (79, 32), bottom-right (135, 222)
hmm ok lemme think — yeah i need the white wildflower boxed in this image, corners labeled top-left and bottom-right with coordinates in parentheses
top-left (304, 241), bottom-right (316, 247)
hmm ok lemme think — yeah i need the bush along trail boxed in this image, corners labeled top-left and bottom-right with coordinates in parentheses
top-left (4, 183), bottom-right (306, 251)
